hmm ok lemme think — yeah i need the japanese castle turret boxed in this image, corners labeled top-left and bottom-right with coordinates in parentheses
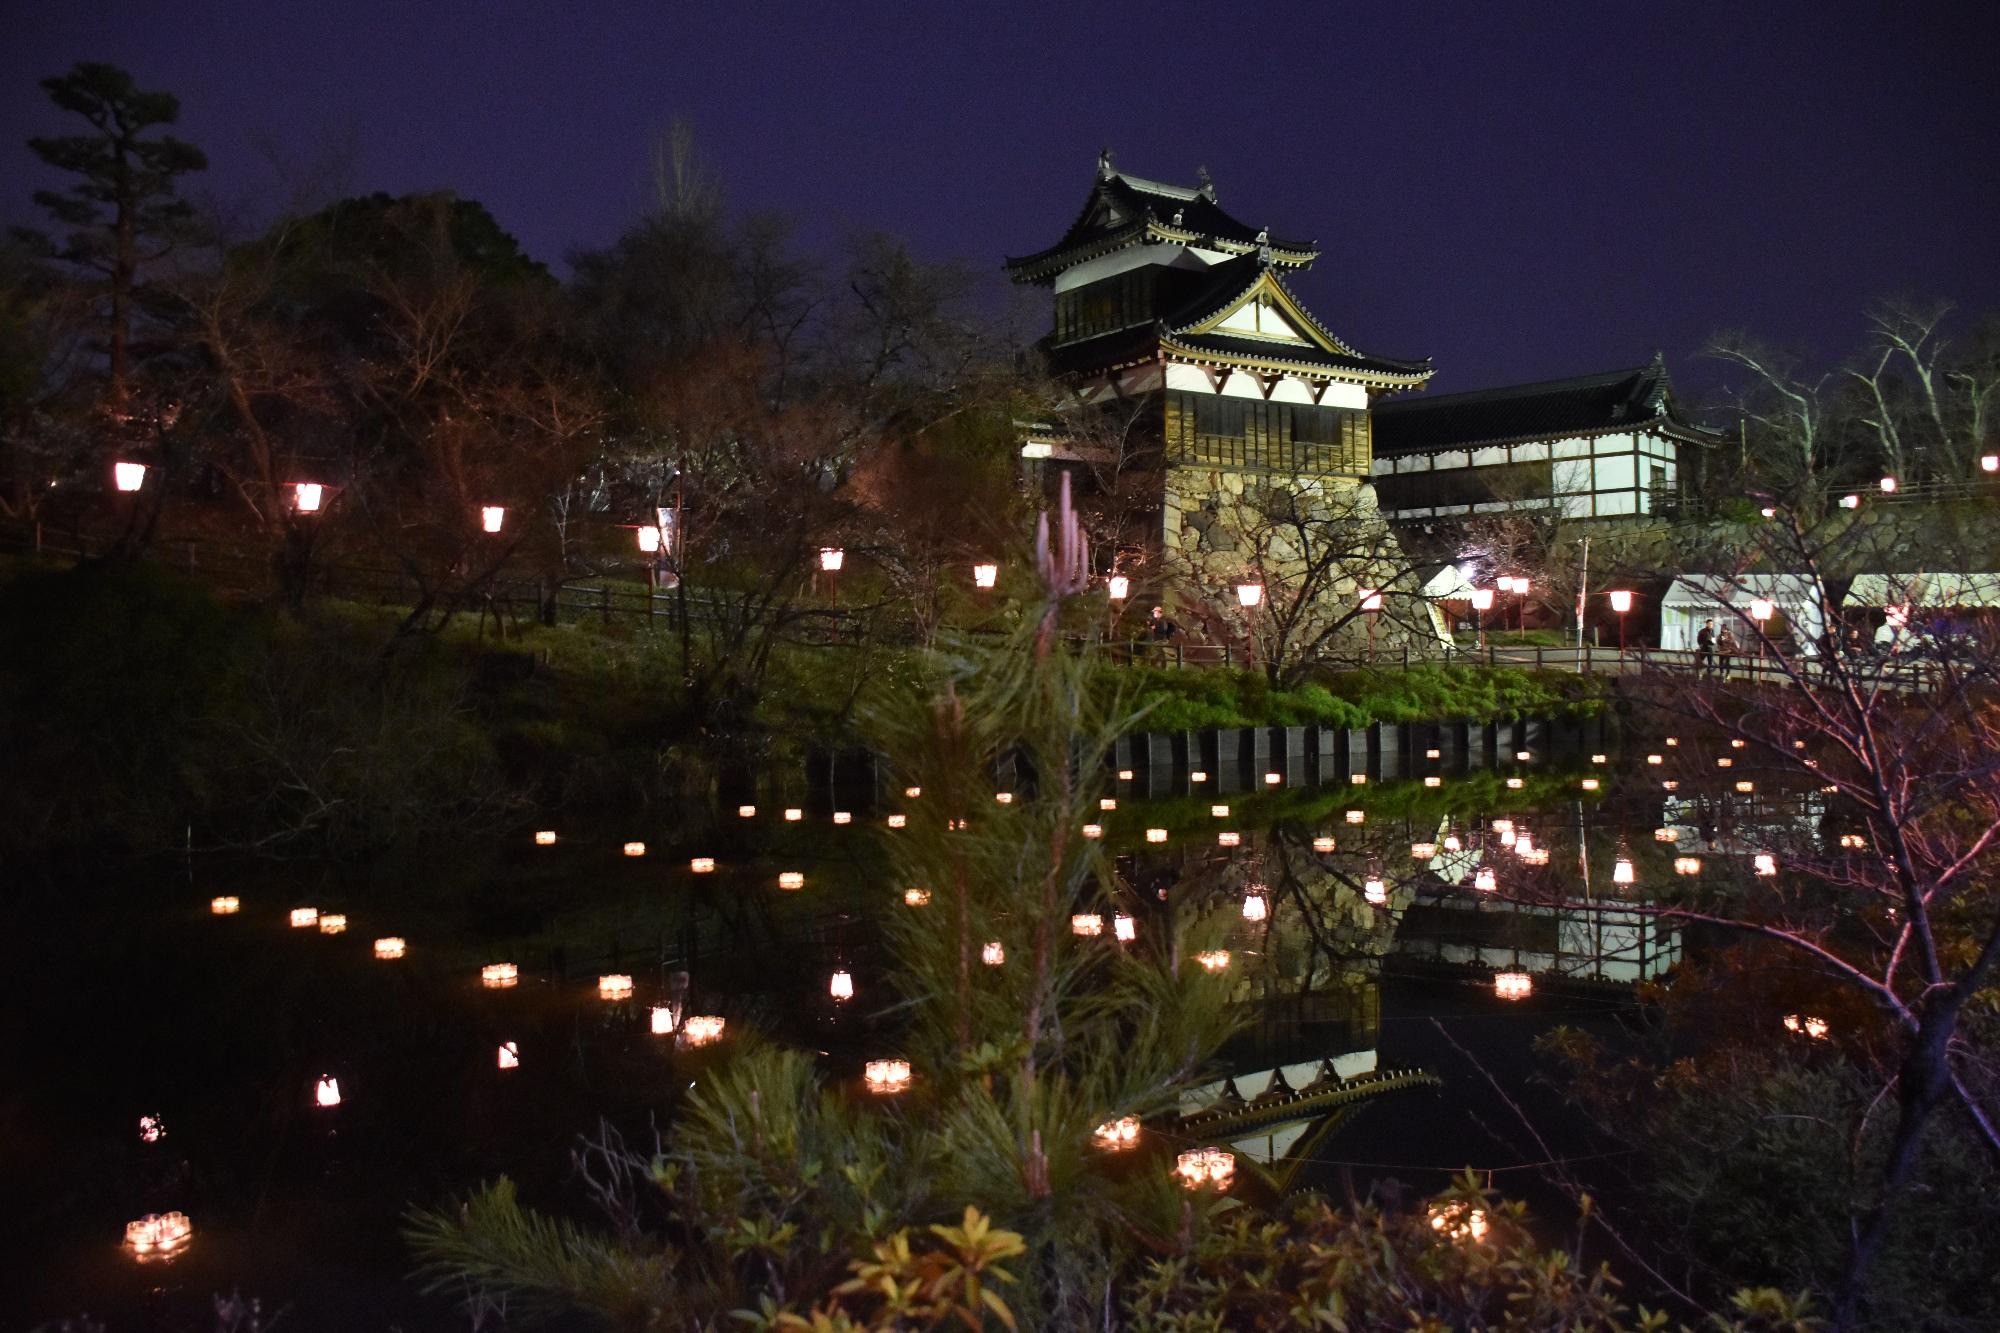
top-left (1008, 154), bottom-right (1432, 643)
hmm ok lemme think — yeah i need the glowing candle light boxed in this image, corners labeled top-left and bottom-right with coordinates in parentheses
top-left (534, 830), bottom-right (557, 845)
top-left (598, 974), bottom-right (633, 1001)
top-left (1145, 827), bottom-right (1168, 843)
top-left (1081, 824), bottom-right (1103, 838)
top-left (1114, 913), bottom-right (1136, 942)
top-left (1211, 804), bottom-right (1230, 818)
top-left (738, 804), bottom-right (756, 817)
top-left (1424, 775), bottom-right (1442, 787)
top-left (1196, 949), bottom-right (1230, 971)
top-left (210, 896), bottom-right (239, 915)
top-left (1190, 770), bottom-right (1209, 783)
top-left (314, 1076), bottom-right (342, 1108)
top-left (1217, 831), bottom-right (1240, 847)
top-left (318, 913), bottom-right (347, 935)
top-left (833, 811), bottom-right (852, 824)
top-left (1100, 798), bottom-right (1117, 811)
top-left (864, 1059), bottom-right (912, 1094)
top-left (1313, 835), bottom-right (1336, 852)
top-left (650, 1005), bottom-right (678, 1034)
top-left (818, 547), bottom-right (844, 571)
top-left (1474, 867), bottom-right (1497, 893)
top-left (1107, 575), bottom-right (1130, 599)
top-left (784, 808), bottom-right (803, 821)
top-left (681, 1015), bottom-right (725, 1046)
top-left (1494, 971), bottom-right (1533, 1000)
top-left (1674, 856), bottom-right (1702, 875)
top-left (1093, 1115), bottom-right (1142, 1151)
top-left (481, 962), bottom-right (518, 988)
top-left (1363, 877), bottom-right (1387, 905)
top-left (1175, 1147), bottom-right (1235, 1190)
top-left (887, 813), bottom-right (907, 828)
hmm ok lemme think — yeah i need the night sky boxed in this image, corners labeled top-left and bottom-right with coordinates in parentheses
top-left (6, 1), bottom-right (1996, 395)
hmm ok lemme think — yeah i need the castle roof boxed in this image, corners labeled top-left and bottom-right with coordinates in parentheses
top-left (1371, 356), bottom-right (1718, 453)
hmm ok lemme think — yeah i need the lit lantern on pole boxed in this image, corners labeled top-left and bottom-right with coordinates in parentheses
top-left (113, 461), bottom-right (147, 492)
top-left (636, 524), bottom-right (662, 553)
top-left (1879, 476), bottom-right (1897, 494)
top-left (864, 1059), bottom-right (912, 1094)
top-left (681, 1015), bottom-right (725, 1047)
top-left (598, 974), bottom-right (634, 1001)
top-left (497, 1041), bottom-right (520, 1069)
top-left (1313, 835), bottom-right (1337, 852)
top-left (293, 482), bottom-right (324, 513)
top-left (1217, 831), bottom-right (1240, 847)
top-left (1363, 876), bottom-right (1387, 906)
top-left (534, 829), bottom-right (557, 846)
top-left (1117, 769), bottom-right (1134, 780)
top-left (1100, 797), bottom-right (1117, 811)
top-left (1424, 775), bottom-right (1442, 787)
top-left (1412, 841), bottom-right (1437, 859)
top-left (972, 562), bottom-right (998, 589)
top-left (1654, 827), bottom-right (1679, 842)
top-left (1196, 949), bottom-right (1231, 971)
top-left (778, 872), bottom-right (805, 890)
top-left (982, 941), bottom-right (1005, 966)
top-left (818, 547), bottom-right (844, 572)
top-left (690, 857), bottom-right (715, 874)
top-left (833, 811), bottom-right (852, 824)
top-left (1241, 892), bottom-right (1268, 922)
top-left (1174, 1147), bottom-right (1236, 1190)
top-left (829, 969), bottom-right (854, 1001)
top-left (1736, 780), bottom-right (1755, 793)
top-left (1345, 809), bottom-right (1366, 825)
top-left (1494, 971), bottom-right (1533, 1000)
top-left (481, 506), bottom-right (506, 534)
top-left (994, 792), bottom-right (1014, 805)
top-left (1754, 853), bottom-right (1778, 876)
top-left (1474, 867), bottom-right (1497, 893)
top-left (1840, 493), bottom-right (1861, 509)
top-left (1647, 753), bottom-right (1663, 765)
top-left (1607, 588), bottom-right (1633, 658)
top-left (887, 813), bottom-right (907, 828)
top-left (314, 1076), bottom-right (342, 1108)
top-left (1267, 771), bottom-right (1285, 785)
top-left (1093, 1115), bottom-right (1142, 1151)
top-left (1235, 582), bottom-right (1263, 608)
top-left (784, 807), bottom-right (803, 821)
top-left (1613, 856), bottom-right (1636, 886)
top-left (904, 785), bottom-right (922, 798)
top-left (1071, 913), bottom-right (1103, 937)
top-left (1211, 804), bottom-right (1230, 818)
top-left (1114, 913), bottom-right (1137, 942)
top-left (1469, 586), bottom-right (1494, 648)
top-left (290, 907), bottom-right (319, 928)
top-left (1190, 769), bottom-right (1209, 782)
top-left (1360, 588), bottom-right (1383, 611)
top-left (373, 937), bottom-right (405, 960)
top-left (1674, 856), bottom-right (1702, 875)
top-left (210, 896), bottom-right (239, 915)
top-left (481, 962), bottom-right (518, 988)
top-left (737, 804), bottom-right (756, 818)
top-left (1983, 455), bottom-right (2000, 474)
top-left (1350, 773), bottom-right (1367, 785)
top-left (1581, 778), bottom-right (1600, 791)
top-left (1591, 753), bottom-right (1608, 764)
top-left (1107, 575), bottom-right (1130, 600)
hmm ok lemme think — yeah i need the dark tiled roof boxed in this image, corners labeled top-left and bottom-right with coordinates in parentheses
top-left (1371, 357), bottom-right (1713, 453)
top-left (1006, 164), bottom-right (1316, 283)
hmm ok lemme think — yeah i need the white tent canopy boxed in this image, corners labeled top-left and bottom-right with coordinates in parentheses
top-left (1415, 563), bottom-right (1477, 645)
top-left (1660, 574), bottom-right (1828, 654)
top-left (1844, 572), bottom-right (2000, 610)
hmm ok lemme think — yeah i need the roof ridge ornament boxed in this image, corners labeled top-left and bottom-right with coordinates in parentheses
top-left (1196, 164), bottom-right (1214, 199)
top-left (1097, 146), bottom-right (1115, 182)
top-left (1256, 227), bottom-right (1272, 266)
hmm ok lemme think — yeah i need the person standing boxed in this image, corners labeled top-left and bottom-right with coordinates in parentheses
top-left (1715, 624), bottom-right (1737, 676)
top-left (1696, 619), bottom-right (1716, 674)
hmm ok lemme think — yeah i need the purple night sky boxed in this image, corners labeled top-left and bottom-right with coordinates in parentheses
top-left (6, 1), bottom-right (1995, 394)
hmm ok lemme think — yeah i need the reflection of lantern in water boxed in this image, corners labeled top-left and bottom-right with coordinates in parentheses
top-left (1494, 971), bottom-right (1533, 1000)
top-left (1613, 857), bottom-right (1635, 886)
top-left (1114, 914), bottom-right (1137, 942)
top-left (315, 1076), bottom-right (342, 1108)
top-left (211, 896), bottom-right (239, 915)
top-left (1211, 804), bottom-right (1230, 818)
top-left (1145, 827), bottom-right (1167, 843)
top-left (778, 871), bottom-right (805, 890)
top-left (1428, 1201), bottom-right (1489, 1241)
top-left (982, 941), bottom-right (1005, 966)
top-left (1217, 831), bottom-right (1240, 847)
top-left (1175, 1147), bottom-right (1236, 1190)
top-left (887, 813), bottom-right (907, 828)
top-left (1412, 842), bottom-right (1437, 859)
top-left (1241, 892), bottom-right (1268, 922)
top-left (864, 1059), bottom-right (912, 1094)
top-left (1755, 853), bottom-right (1777, 876)
top-left (125, 1211), bottom-right (192, 1261)
top-left (1196, 949), bottom-right (1231, 971)
top-left (1094, 1115), bottom-right (1142, 1151)
top-left (534, 830), bottom-right (557, 846)
top-left (481, 962), bottom-right (518, 988)
top-left (681, 1015), bottom-right (725, 1046)
top-left (599, 974), bottom-right (633, 1001)
top-left (290, 907), bottom-right (318, 928)
top-left (691, 857), bottom-right (716, 873)
top-left (1081, 824), bottom-right (1103, 839)
top-left (1364, 877), bottom-right (1387, 905)
top-left (497, 1041), bottom-right (520, 1069)
top-left (624, 842), bottom-right (646, 857)
top-left (1071, 913), bottom-right (1103, 937)
top-left (1674, 856), bottom-right (1702, 875)
top-left (1345, 809), bottom-right (1365, 825)
top-left (1190, 770), bottom-right (1209, 783)
top-left (829, 969), bottom-right (854, 1001)
top-left (738, 804), bottom-right (756, 818)
top-left (373, 937), bottom-right (405, 959)
top-left (318, 913), bottom-right (347, 935)
top-left (650, 1005), bottom-right (679, 1034)
top-left (1474, 867), bottom-right (1497, 893)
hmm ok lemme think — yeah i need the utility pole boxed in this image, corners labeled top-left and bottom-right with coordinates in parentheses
top-left (1575, 534), bottom-right (1591, 672)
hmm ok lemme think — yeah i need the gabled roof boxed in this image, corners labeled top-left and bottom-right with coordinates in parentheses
top-left (1005, 155), bottom-right (1318, 285)
top-left (1371, 356), bottom-right (1720, 454)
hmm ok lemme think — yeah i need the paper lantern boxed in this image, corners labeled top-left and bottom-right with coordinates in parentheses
top-left (637, 525), bottom-right (662, 553)
top-left (972, 562), bottom-right (998, 588)
top-left (832, 811), bottom-right (852, 824)
top-left (1235, 583), bottom-right (1263, 607)
top-left (738, 804), bottom-right (756, 817)
top-left (650, 1005), bottom-right (679, 1034)
top-left (1350, 773), bottom-right (1367, 786)
top-left (624, 841), bottom-right (646, 857)
top-left (1313, 836), bottom-right (1337, 852)
top-left (210, 896), bottom-right (239, 915)
top-left (314, 1076), bottom-right (342, 1108)
top-left (293, 481), bottom-right (324, 513)
top-left (1665, 736), bottom-right (1679, 747)
top-left (1211, 804), bottom-right (1230, 818)
top-left (1879, 476), bottom-right (1897, 494)
top-left (497, 1041), bottom-right (520, 1069)
top-left (887, 813), bottom-right (907, 828)
top-left (1674, 856), bottom-right (1702, 875)
top-left (1443, 834), bottom-right (1463, 852)
top-left (1515, 750), bottom-right (1531, 762)
top-left (904, 887), bottom-right (931, 906)
top-left (1345, 810), bottom-right (1365, 825)
top-left (1581, 778), bottom-right (1599, 791)
top-left (1093, 1115), bottom-right (1142, 1151)
top-left (113, 461), bottom-right (147, 492)
top-left (1081, 823), bottom-right (1103, 839)
top-left (534, 830), bottom-right (557, 845)
top-left (1840, 493), bottom-right (1860, 509)
top-left (1114, 914), bottom-right (1136, 942)
top-left (1647, 753), bottom-right (1663, 765)
top-left (1241, 893), bottom-right (1268, 922)
top-left (1654, 827), bottom-right (1679, 842)
top-left (1731, 738), bottom-right (1747, 748)
top-left (864, 1059), bottom-right (911, 1094)
top-left (1494, 971), bottom-right (1532, 1001)
top-left (1755, 853), bottom-right (1778, 876)
top-left (1175, 1147), bottom-right (1235, 1190)
top-left (994, 792), bottom-right (1014, 805)
top-left (481, 962), bottom-right (518, 988)
top-left (1145, 827), bottom-right (1167, 843)
top-left (1736, 780), bottom-right (1754, 793)
top-left (290, 907), bottom-right (318, 928)
top-left (1265, 771), bottom-right (1283, 785)
top-left (1190, 769), bottom-right (1209, 783)
top-left (1470, 587), bottom-right (1494, 611)
top-left (1217, 831), bottom-right (1240, 847)
top-left (818, 547), bottom-right (844, 571)
top-left (1100, 797), bottom-right (1117, 810)
top-left (1662, 779), bottom-right (1680, 791)
top-left (598, 974), bottom-right (633, 1001)
top-left (1117, 769), bottom-right (1134, 780)
top-left (1425, 748), bottom-right (1441, 759)
top-left (1107, 575), bottom-right (1130, 599)
top-left (1613, 857), bottom-right (1635, 886)
top-left (1983, 454), bottom-right (2000, 474)
top-left (982, 941), bottom-right (1005, 966)
top-left (1359, 588), bottom-right (1383, 611)
top-left (829, 969), bottom-right (854, 1001)
top-left (1071, 913), bottom-right (1103, 937)
top-left (1196, 949), bottom-right (1231, 971)
top-left (1505, 777), bottom-right (1524, 789)
top-left (1474, 867), bottom-right (1497, 893)
top-left (905, 786), bottom-right (922, 798)
top-left (1608, 589), bottom-right (1633, 614)
top-left (1591, 753), bottom-right (1607, 764)
top-left (1412, 842), bottom-right (1437, 859)
top-left (318, 913), bottom-right (347, 935)
top-left (1424, 775), bottom-right (1442, 787)
top-left (480, 505), bottom-right (505, 533)
top-left (681, 1015), bottom-right (725, 1047)
top-left (778, 871), bottom-right (805, 890)
top-left (373, 937), bottom-right (405, 959)
top-left (784, 808), bottom-right (803, 821)
top-left (1839, 833), bottom-right (1867, 849)
top-left (691, 857), bottom-right (715, 873)
top-left (1363, 877), bottom-right (1387, 906)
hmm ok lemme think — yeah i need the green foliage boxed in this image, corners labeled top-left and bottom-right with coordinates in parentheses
top-left (1113, 662), bottom-right (1605, 731)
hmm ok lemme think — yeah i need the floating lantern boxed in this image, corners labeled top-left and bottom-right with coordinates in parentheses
top-left (1591, 753), bottom-right (1608, 764)
top-left (1190, 769), bottom-right (1209, 783)
top-left (833, 811), bottom-right (852, 824)
top-left (1345, 810), bottom-right (1366, 825)
top-left (864, 1059), bottom-right (912, 1094)
top-left (1736, 780), bottom-right (1754, 793)
top-left (1211, 804), bottom-right (1231, 818)
top-left (1505, 777), bottom-right (1524, 789)
top-left (829, 969), bottom-right (854, 1001)
top-left (784, 808), bottom-right (803, 821)
top-left (1217, 831), bottom-right (1241, 847)
top-left (1145, 827), bottom-right (1168, 843)
top-left (497, 1041), bottom-right (520, 1069)
top-left (887, 813), bottom-right (907, 828)
top-left (1235, 583), bottom-right (1263, 608)
top-left (1424, 775), bottom-right (1442, 787)
top-left (1581, 778), bottom-right (1599, 791)
top-left (1071, 913), bottom-right (1104, 937)
top-left (903, 887), bottom-right (931, 906)
top-left (1674, 856), bottom-right (1702, 875)
top-left (972, 562), bottom-right (998, 589)
top-left (373, 937), bottom-right (405, 959)
top-left (290, 907), bottom-right (318, 928)
top-left (481, 505), bottom-right (506, 533)
top-left (1081, 823), bottom-right (1103, 839)
top-left (905, 786), bottom-right (922, 798)
top-left (534, 830), bottom-right (557, 846)
top-left (314, 1076), bottom-right (341, 1108)
top-left (1429, 1201), bottom-right (1489, 1241)
top-left (293, 481), bottom-right (324, 512)
top-left (1425, 748), bottom-right (1442, 760)
top-left (624, 841), bottom-right (646, 857)
top-left (994, 792), bottom-right (1014, 805)
top-left (778, 871), bottom-right (805, 890)
top-left (318, 913), bottom-right (347, 935)
top-left (982, 941), bottom-right (1005, 966)
top-left (1350, 773), bottom-right (1367, 786)
top-left (1107, 575), bottom-right (1130, 600)
top-left (125, 1211), bottom-right (192, 1261)
top-left (738, 804), bottom-right (756, 818)
top-left (691, 857), bottom-right (716, 873)
top-left (1613, 857), bottom-right (1635, 886)
top-left (681, 1015), bottom-right (725, 1047)
top-left (1114, 914), bottom-right (1137, 942)
top-left (1266, 771), bottom-right (1284, 786)
top-left (1494, 971), bottom-right (1533, 1001)
top-left (481, 962), bottom-right (518, 988)
top-left (598, 974), bottom-right (633, 1001)
top-left (210, 896), bottom-right (239, 915)
top-left (1196, 949), bottom-right (1231, 971)
top-left (1093, 1115), bottom-right (1142, 1151)
top-left (1313, 835), bottom-right (1337, 852)
top-left (650, 1005), bottom-right (678, 1034)
top-left (1175, 1147), bottom-right (1236, 1190)
top-left (1646, 753), bottom-right (1663, 765)
top-left (1100, 798), bottom-right (1117, 811)
top-left (818, 547), bottom-right (844, 572)
top-left (1412, 842), bottom-right (1437, 859)
top-left (113, 461), bottom-right (147, 492)
top-left (1755, 853), bottom-right (1778, 876)
top-left (1117, 769), bottom-right (1134, 781)
top-left (1241, 893), bottom-right (1268, 922)
top-left (1363, 877), bottom-right (1387, 905)
top-left (1474, 867), bottom-right (1497, 893)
